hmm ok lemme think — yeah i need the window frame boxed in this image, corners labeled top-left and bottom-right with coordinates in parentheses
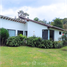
top-left (7, 29), bottom-right (16, 37)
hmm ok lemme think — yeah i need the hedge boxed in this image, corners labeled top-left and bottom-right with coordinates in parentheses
top-left (6, 34), bottom-right (27, 47)
top-left (6, 35), bottom-right (63, 48)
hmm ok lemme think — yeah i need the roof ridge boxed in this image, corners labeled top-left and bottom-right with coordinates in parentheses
top-left (19, 16), bottom-right (65, 31)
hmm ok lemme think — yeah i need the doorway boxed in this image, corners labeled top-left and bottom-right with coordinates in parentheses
top-left (50, 30), bottom-right (54, 41)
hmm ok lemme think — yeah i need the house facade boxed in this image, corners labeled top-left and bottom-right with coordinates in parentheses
top-left (0, 15), bottom-right (64, 41)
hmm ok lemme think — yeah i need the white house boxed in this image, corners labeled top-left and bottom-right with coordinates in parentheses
top-left (0, 15), bottom-right (64, 41)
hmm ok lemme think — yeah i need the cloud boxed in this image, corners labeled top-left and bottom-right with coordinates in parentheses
top-left (0, 3), bottom-right (67, 22)
top-left (17, 3), bottom-right (67, 21)
top-left (1, 0), bottom-right (66, 8)
top-left (0, 5), bottom-right (2, 14)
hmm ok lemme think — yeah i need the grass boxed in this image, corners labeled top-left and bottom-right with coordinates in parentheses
top-left (0, 46), bottom-right (67, 67)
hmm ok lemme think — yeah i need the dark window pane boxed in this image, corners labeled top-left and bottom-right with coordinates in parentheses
top-left (18, 30), bottom-right (23, 35)
top-left (59, 32), bottom-right (61, 35)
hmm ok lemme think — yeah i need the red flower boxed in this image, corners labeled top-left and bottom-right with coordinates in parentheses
top-left (62, 34), bottom-right (64, 35)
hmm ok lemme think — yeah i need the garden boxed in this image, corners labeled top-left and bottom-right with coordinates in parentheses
top-left (0, 28), bottom-right (67, 67)
top-left (0, 28), bottom-right (67, 48)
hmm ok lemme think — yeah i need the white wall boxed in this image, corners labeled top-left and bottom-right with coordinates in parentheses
top-left (24, 22), bottom-right (28, 31)
top-left (49, 28), bottom-right (63, 41)
top-left (0, 18), bottom-right (63, 41)
top-left (0, 18), bottom-right (2, 28)
top-left (0, 18), bottom-right (27, 36)
top-left (27, 21), bottom-right (63, 40)
top-left (27, 21), bottom-right (48, 38)
top-left (54, 30), bottom-right (63, 41)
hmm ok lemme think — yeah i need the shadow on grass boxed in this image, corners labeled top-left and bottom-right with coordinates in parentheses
top-left (62, 49), bottom-right (67, 51)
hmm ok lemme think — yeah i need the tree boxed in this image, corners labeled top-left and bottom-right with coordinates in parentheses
top-left (42, 19), bottom-right (47, 24)
top-left (63, 24), bottom-right (67, 29)
top-left (62, 18), bottom-right (67, 24)
top-left (0, 28), bottom-right (9, 45)
top-left (53, 18), bottom-right (63, 28)
top-left (18, 10), bottom-right (29, 18)
top-left (50, 22), bottom-right (54, 26)
top-left (34, 17), bottom-right (39, 21)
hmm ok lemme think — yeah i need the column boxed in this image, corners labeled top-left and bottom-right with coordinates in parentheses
top-left (48, 29), bottom-right (50, 40)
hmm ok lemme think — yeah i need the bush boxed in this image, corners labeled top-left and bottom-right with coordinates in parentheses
top-left (6, 36), bottom-right (21, 47)
top-left (61, 31), bottom-right (67, 46)
top-left (44, 40), bottom-right (53, 48)
top-left (6, 34), bottom-right (27, 47)
top-left (6, 34), bottom-right (64, 48)
top-left (18, 34), bottom-right (27, 45)
top-left (27, 36), bottom-right (42, 47)
top-left (0, 28), bottom-right (9, 45)
top-left (27, 36), bottom-right (53, 48)
top-left (53, 41), bottom-right (63, 48)
top-left (38, 40), bottom-right (53, 48)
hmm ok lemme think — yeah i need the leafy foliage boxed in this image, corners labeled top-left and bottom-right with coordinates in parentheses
top-left (53, 41), bottom-right (63, 48)
top-left (0, 28), bottom-right (9, 45)
top-left (6, 36), bottom-right (22, 47)
top-left (38, 40), bottom-right (53, 48)
top-left (61, 31), bottom-right (67, 46)
top-left (27, 36), bottom-right (63, 48)
top-left (61, 18), bottom-right (67, 24)
top-left (34, 17), bottom-right (39, 21)
top-left (18, 10), bottom-right (29, 18)
top-left (6, 34), bottom-right (64, 48)
top-left (53, 18), bottom-right (63, 28)
top-left (63, 23), bottom-right (67, 30)
top-left (6, 34), bottom-right (27, 47)
top-left (27, 36), bottom-right (42, 47)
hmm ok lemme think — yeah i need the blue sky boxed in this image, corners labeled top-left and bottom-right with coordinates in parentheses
top-left (0, 0), bottom-right (67, 22)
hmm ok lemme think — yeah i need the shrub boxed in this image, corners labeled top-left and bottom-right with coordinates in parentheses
top-left (40, 40), bottom-right (53, 48)
top-left (61, 31), bottom-right (67, 46)
top-left (6, 36), bottom-right (21, 47)
top-left (38, 40), bottom-right (45, 48)
top-left (6, 34), bottom-right (64, 48)
top-left (27, 36), bottom-right (53, 48)
top-left (53, 41), bottom-right (63, 48)
top-left (45, 40), bottom-right (53, 48)
top-left (0, 28), bottom-right (9, 45)
top-left (27, 36), bottom-right (36, 47)
top-left (18, 34), bottom-right (27, 45)
top-left (6, 34), bottom-right (27, 47)
top-left (27, 36), bottom-right (42, 47)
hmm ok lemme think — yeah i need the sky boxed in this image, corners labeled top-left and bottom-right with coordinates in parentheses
top-left (0, 0), bottom-right (67, 22)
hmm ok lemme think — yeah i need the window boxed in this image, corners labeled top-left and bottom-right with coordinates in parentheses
top-left (8, 29), bottom-right (16, 37)
top-left (18, 30), bottom-right (23, 35)
top-left (59, 32), bottom-right (61, 35)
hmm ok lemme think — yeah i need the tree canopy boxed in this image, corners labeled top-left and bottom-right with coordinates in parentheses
top-left (34, 17), bottom-right (39, 21)
top-left (53, 18), bottom-right (63, 28)
top-left (18, 10), bottom-right (29, 18)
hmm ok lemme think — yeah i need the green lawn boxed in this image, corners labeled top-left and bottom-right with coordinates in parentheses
top-left (0, 46), bottom-right (67, 67)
